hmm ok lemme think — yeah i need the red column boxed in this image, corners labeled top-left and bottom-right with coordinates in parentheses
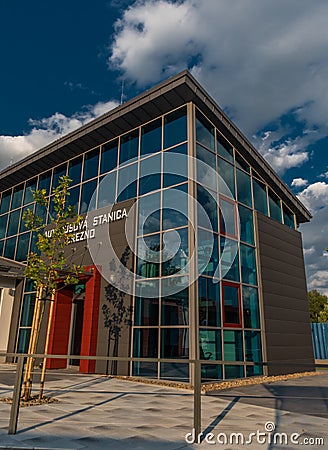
top-left (79, 266), bottom-right (101, 373)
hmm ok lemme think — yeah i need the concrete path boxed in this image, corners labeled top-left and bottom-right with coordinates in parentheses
top-left (0, 364), bottom-right (327, 449)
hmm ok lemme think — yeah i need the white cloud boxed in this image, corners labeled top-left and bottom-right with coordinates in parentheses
top-left (291, 178), bottom-right (308, 188)
top-left (297, 182), bottom-right (328, 213)
top-left (0, 100), bottom-right (118, 171)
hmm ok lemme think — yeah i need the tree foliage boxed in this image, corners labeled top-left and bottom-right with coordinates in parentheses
top-left (308, 290), bottom-right (328, 323)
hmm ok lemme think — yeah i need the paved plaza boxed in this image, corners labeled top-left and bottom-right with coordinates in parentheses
top-left (0, 364), bottom-right (327, 449)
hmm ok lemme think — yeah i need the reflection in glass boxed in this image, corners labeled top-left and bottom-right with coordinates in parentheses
top-left (268, 189), bottom-right (282, 223)
top-left (101, 140), bottom-right (118, 174)
top-left (161, 328), bottom-right (189, 358)
top-left (97, 172), bottom-right (116, 208)
top-left (38, 171), bottom-right (51, 196)
top-left (20, 293), bottom-right (36, 326)
top-left (0, 214), bottom-right (8, 239)
top-left (4, 236), bottom-right (16, 259)
top-left (225, 365), bottom-right (244, 379)
top-left (223, 283), bottom-right (240, 325)
top-left (253, 179), bottom-right (268, 215)
top-left (163, 144), bottom-right (188, 187)
top-left (217, 133), bottom-right (233, 162)
top-left (245, 331), bottom-right (262, 362)
top-left (236, 168), bottom-right (252, 207)
top-left (160, 363), bottom-right (189, 381)
top-left (238, 205), bottom-right (254, 245)
top-left (196, 111), bottom-right (214, 150)
top-left (7, 209), bottom-right (20, 236)
top-left (164, 106), bottom-right (187, 149)
top-left (218, 158), bottom-right (235, 197)
top-left (136, 234), bottom-right (160, 278)
top-left (68, 157), bottom-right (82, 186)
top-left (220, 237), bottom-right (239, 282)
top-left (52, 164), bottom-right (67, 189)
top-left (162, 184), bottom-right (188, 230)
top-left (24, 178), bottom-right (37, 205)
top-left (198, 229), bottom-right (218, 277)
top-left (283, 205), bottom-right (295, 229)
top-left (162, 228), bottom-right (188, 275)
top-left (67, 186), bottom-right (80, 212)
top-left (83, 148), bottom-right (99, 181)
top-left (240, 244), bottom-right (257, 285)
top-left (196, 144), bottom-right (217, 190)
top-left (141, 118), bottom-right (162, 155)
top-left (80, 179), bottom-right (97, 214)
top-left (17, 328), bottom-right (32, 353)
top-left (0, 190), bottom-right (11, 214)
top-left (200, 329), bottom-right (221, 361)
top-left (235, 153), bottom-right (250, 172)
top-left (16, 233), bottom-right (30, 261)
top-left (12, 184), bottom-right (24, 209)
top-left (224, 330), bottom-right (243, 361)
top-left (243, 286), bottom-right (260, 328)
top-left (133, 328), bottom-right (158, 358)
top-left (117, 163), bottom-right (138, 202)
top-left (138, 192), bottom-right (160, 235)
top-left (120, 129), bottom-right (139, 164)
top-left (198, 276), bottom-right (220, 327)
top-left (220, 197), bottom-right (236, 237)
top-left (161, 287), bottom-right (189, 325)
top-left (139, 153), bottom-right (161, 195)
top-left (197, 185), bottom-right (218, 232)
top-left (134, 297), bottom-right (159, 326)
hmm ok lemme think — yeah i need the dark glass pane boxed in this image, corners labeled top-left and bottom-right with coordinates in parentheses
top-left (139, 153), bottom-right (161, 196)
top-left (0, 240), bottom-right (3, 255)
top-left (25, 278), bottom-right (36, 292)
top-left (35, 203), bottom-right (47, 226)
top-left (68, 156), bottom-right (82, 186)
top-left (163, 143), bottom-right (188, 187)
top-left (161, 275), bottom-right (189, 298)
top-left (268, 189), bottom-right (282, 222)
top-left (0, 190), bottom-right (11, 214)
top-left (196, 110), bottom-right (214, 150)
top-left (162, 184), bottom-right (188, 230)
top-left (4, 236), bottom-right (16, 259)
top-left (243, 286), bottom-right (260, 328)
top-left (253, 179), bottom-right (268, 215)
top-left (132, 362), bottom-right (158, 378)
top-left (97, 172), bottom-right (116, 209)
top-left (196, 144), bottom-right (217, 190)
top-left (120, 129), bottom-right (139, 165)
top-left (20, 205), bottom-right (33, 233)
top-left (16, 233), bottom-right (30, 262)
top-left (0, 214), bottom-right (8, 239)
top-left (198, 229), bottom-right (219, 277)
top-left (200, 329), bottom-right (221, 361)
top-left (240, 244), bottom-right (257, 285)
top-left (134, 280), bottom-right (159, 326)
top-left (161, 287), bottom-right (189, 325)
top-left (38, 171), bottom-right (51, 195)
top-left (17, 328), bottom-right (31, 353)
top-left (23, 178), bottom-right (37, 205)
top-left (30, 232), bottom-right (39, 255)
top-left (7, 209), bottom-right (20, 236)
top-left (138, 192), bottom-right (160, 235)
top-left (245, 331), bottom-right (262, 362)
top-left (117, 163), bottom-right (137, 202)
top-left (161, 328), bottom-right (189, 358)
top-left (133, 328), bottom-right (158, 357)
top-left (199, 276), bottom-right (220, 327)
top-left (223, 284), bottom-right (240, 325)
top-left (162, 228), bottom-right (189, 276)
top-left (12, 184), bottom-right (24, 209)
top-left (67, 186), bottom-right (80, 212)
top-left (220, 197), bottom-right (236, 237)
top-left (246, 364), bottom-right (263, 377)
top-left (164, 106), bottom-right (187, 149)
top-left (20, 293), bottom-right (36, 326)
top-left (83, 148), bottom-right (99, 181)
top-left (160, 363), bottom-right (189, 381)
top-left (283, 205), bottom-right (295, 229)
top-left (238, 205), bottom-right (254, 245)
top-left (52, 164), bottom-right (67, 189)
top-left (201, 364), bottom-right (222, 382)
top-left (235, 152), bottom-right (250, 172)
top-left (141, 118), bottom-right (162, 155)
top-left (236, 168), bottom-right (252, 207)
top-left (197, 185), bottom-right (218, 232)
top-left (223, 330), bottom-right (243, 361)
top-left (101, 140), bottom-right (118, 174)
top-left (225, 365), bottom-right (244, 379)
top-left (136, 234), bottom-right (160, 278)
top-left (218, 158), bottom-right (235, 197)
top-left (216, 133), bottom-right (233, 162)
top-left (80, 179), bottom-right (97, 214)
top-left (220, 237), bottom-right (239, 282)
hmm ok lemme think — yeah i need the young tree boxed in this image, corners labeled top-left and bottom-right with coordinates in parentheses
top-left (22, 175), bottom-right (83, 400)
top-left (308, 290), bottom-right (328, 323)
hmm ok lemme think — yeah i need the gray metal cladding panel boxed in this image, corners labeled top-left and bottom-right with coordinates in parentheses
top-left (256, 213), bottom-right (315, 375)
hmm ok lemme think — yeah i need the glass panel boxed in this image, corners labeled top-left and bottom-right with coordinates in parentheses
top-left (12, 184), bottom-right (24, 209)
top-left (253, 179), bottom-right (268, 215)
top-left (236, 168), bottom-right (252, 207)
top-left (17, 328), bottom-right (31, 353)
top-left (38, 171), bottom-right (51, 196)
top-left (101, 140), bottom-right (118, 174)
top-left (196, 144), bottom-right (217, 190)
top-left (133, 328), bottom-right (158, 357)
top-left (120, 129), bottom-right (139, 165)
top-left (52, 164), bottom-right (67, 189)
top-left (162, 227), bottom-right (189, 276)
top-left (97, 172), bottom-right (116, 209)
top-left (0, 190), bottom-right (11, 214)
top-left (141, 118), bottom-right (162, 155)
top-left (161, 275), bottom-right (189, 298)
top-left (238, 205), bottom-right (254, 245)
top-left (161, 328), bottom-right (189, 358)
top-left (220, 198), bottom-right (236, 237)
top-left (235, 153), bottom-right (250, 172)
top-left (0, 214), bottom-right (8, 239)
top-left (136, 234), bottom-right (160, 278)
top-left (7, 209), bottom-right (20, 236)
top-left (24, 278), bottom-right (36, 292)
top-left (20, 205), bottom-right (32, 233)
top-left (0, 240), bottom-right (4, 256)
top-left (162, 184), bottom-right (188, 230)
top-left (201, 364), bottom-right (222, 382)
top-left (23, 178), bottom-right (37, 205)
top-left (240, 244), bottom-right (257, 285)
top-left (198, 229), bottom-right (218, 277)
top-left (224, 330), bottom-right (243, 361)
top-left (245, 331), bottom-right (262, 362)
top-left (134, 280), bottom-right (159, 326)
top-left (80, 179), bottom-right (97, 214)
top-left (283, 205), bottom-right (295, 229)
top-left (117, 163), bottom-right (137, 202)
top-left (164, 106), bottom-right (187, 149)
top-left (246, 364), bottom-right (263, 377)
top-left (200, 329), bottom-right (221, 360)
top-left (243, 286), bottom-right (260, 328)
top-left (132, 362), bottom-right (158, 378)
top-left (139, 153), bottom-right (161, 196)
top-left (223, 283), bottom-right (241, 325)
top-left (225, 365), bottom-right (244, 379)
top-left (197, 185), bottom-right (218, 232)
top-left (35, 203), bottom-right (47, 226)
top-left (196, 110), bottom-right (214, 150)
top-left (161, 287), bottom-right (189, 325)
top-left (68, 156), bottom-right (82, 186)
top-left (67, 186), bottom-right (80, 212)
top-left (220, 237), bottom-right (239, 282)
top-left (138, 192), bottom-right (160, 235)
top-left (4, 236), bottom-right (16, 259)
top-left (218, 157), bottom-right (235, 197)
top-left (16, 233), bottom-right (30, 262)
top-left (268, 189), bottom-right (282, 222)
top-left (199, 276), bottom-right (221, 327)
top-left (163, 143), bottom-right (188, 187)
top-left (20, 293), bottom-right (36, 326)
top-left (216, 133), bottom-right (233, 162)
top-left (83, 148), bottom-right (99, 181)
top-left (160, 362), bottom-right (189, 381)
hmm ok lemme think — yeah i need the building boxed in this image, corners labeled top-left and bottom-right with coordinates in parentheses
top-left (0, 71), bottom-right (314, 381)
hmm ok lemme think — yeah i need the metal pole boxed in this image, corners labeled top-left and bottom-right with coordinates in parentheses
top-left (39, 290), bottom-right (55, 400)
top-left (8, 355), bottom-right (24, 435)
top-left (193, 359), bottom-right (201, 440)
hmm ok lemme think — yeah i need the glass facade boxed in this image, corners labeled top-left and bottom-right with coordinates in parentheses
top-left (0, 101), bottom-right (300, 381)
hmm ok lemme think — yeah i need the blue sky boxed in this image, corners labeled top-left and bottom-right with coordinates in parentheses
top-left (0, 0), bottom-right (327, 294)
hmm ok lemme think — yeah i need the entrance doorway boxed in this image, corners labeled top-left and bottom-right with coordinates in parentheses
top-left (68, 283), bottom-right (86, 367)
